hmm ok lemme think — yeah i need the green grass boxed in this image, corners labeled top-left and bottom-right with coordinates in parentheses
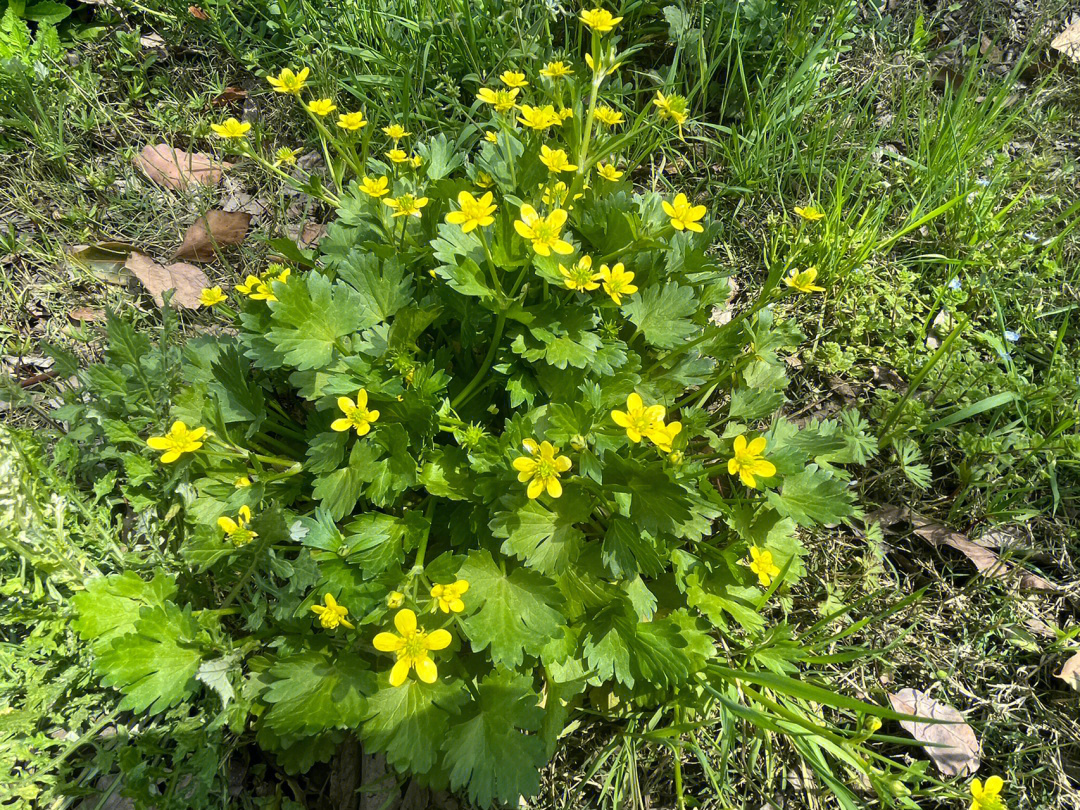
top-left (1, 0), bottom-right (1078, 807)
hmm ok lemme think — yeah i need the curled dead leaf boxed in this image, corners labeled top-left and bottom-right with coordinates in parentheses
top-left (174, 211), bottom-right (251, 262)
top-left (124, 252), bottom-right (210, 309)
top-left (134, 144), bottom-right (229, 191)
top-left (189, 5), bottom-right (209, 19)
top-left (888, 688), bottom-right (980, 777)
top-left (1051, 18), bottom-right (1080, 63)
top-left (67, 242), bottom-right (138, 285)
top-left (69, 307), bottom-right (104, 322)
top-left (1057, 651), bottom-right (1080, 691)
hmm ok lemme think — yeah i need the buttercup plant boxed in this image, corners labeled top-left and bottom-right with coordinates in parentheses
top-left (60, 9), bottom-right (926, 808)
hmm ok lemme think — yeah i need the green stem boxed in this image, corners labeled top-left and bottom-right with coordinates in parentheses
top-left (451, 313), bottom-right (507, 408)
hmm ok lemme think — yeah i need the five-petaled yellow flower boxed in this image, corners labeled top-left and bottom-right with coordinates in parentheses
top-left (384, 193), bottom-right (428, 218)
top-left (477, 86), bottom-right (520, 113)
top-left (748, 546), bottom-right (781, 587)
top-left (237, 274), bottom-right (275, 301)
top-left (969, 776), bottom-right (1006, 810)
top-left (517, 104), bottom-right (561, 130)
top-left (445, 190), bottom-right (496, 232)
top-left (596, 163), bottom-right (624, 181)
top-left (311, 593), bottom-right (354, 630)
top-left (199, 286), bottom-right (226, 307)
top-left (580, 7), bottom-right (623, 32)
top-left (386, 148), bottom-right (408, 163)
top-left (515, 204), bottom-right (574, 256)
top-left (512, 439), bottom-right (573, 499)
top-left (382, 123), bottom-right (410, 141)
top-left (306, 98), bottom-right (337, 116)
top-left (728, 435), bottom-right (776, 488)
top-left (409, 155), bottom-right (423, 168)
top-left (387, 591), bottom-right (405, 609)
top-left (218, 505), bottom-right (257, 547)
top-left (594, 106), bottom-right (625, 127)
top-left (653, 91), bottom-right (689, 134)
top-left (663, 193), bottom-right (707, 233)
top-left (332, 389), bottom-right (380, 435)
top-left (784, 267), bottom-right (825, 293)
top-left (430, 580), bottom-right (469, 613)
top-left (599, 262), bottom-right (638, 305)
top-left (539, 145), bottom-right (578, 174)
top-left (559, 255), bottom-right (601, 291)
top-left (336, 111), bottom-right (368, 131)
top-left (373, 608), bottom-right (452, 686)
top-left (147, 421), bottom-right (206, 463)
top-left (500, 70), bottom-right (529, 88)
top-left (211, 118), bottom-right (250, 139)
top-left (360, 176), bottom-right (390, 197)
top-left (267, 66), bottom-right (310, 94)
top-left (611, 393), bottom-right (665, 444)
top-left (650, 420), bottom-right (683, 453)
top-left (540, 60), bottom-right (573, 79)
top-left (794, 205), bottom-right (825, 221)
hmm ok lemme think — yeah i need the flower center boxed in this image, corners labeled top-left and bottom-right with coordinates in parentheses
top-left (401, 631), bottom-right (427, 660)
top-left (534, 458), bottom-right (557, 481)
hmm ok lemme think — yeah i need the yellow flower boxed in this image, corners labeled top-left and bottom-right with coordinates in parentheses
top-left (199, 286), bottom-right (226, 307)
top-left (445, 190), bottom-right (497, 232)
top-left (653, 90), bottom-right (689, 135)
top-left (784, 267), bottom-right (825, 293)
top-left (210, 118), bottom-right (250, 139)
top-left (408, 155), bottom-right (423, 168)
top-left (387, 591), bottom-right (405, 609)
top-left (558, 107), bottom-right (574, 121)
top-left (599, 262), bottom-right (637, 305)
top-left (146, 421), bottom-right (206, 463)
top-left (267, 66), bottom-right (310, 94)
top-left (484, 130), bottom-right (498, 143)
top-left (331, 389), bottom-right (380, 435)
top-left (540, 60), bottom-right (573, 79)
top-left (584, 52), bottom-right (624, 75)
top-left (336, 111), bottom-right (368, 131)
top-left (611, 393), bottom-right (665, 444)
top-left (382, 123), bottom-right (411, 141)
top-left (430, 580), bottom-right (469, 613)
top-left (477, 86), bottom-right (520, 113)
top-left (234, 475), bottom-right (252, 488)
top-left (373, 608), bottom-right (452, 686)
top-left (580, 7), bottom-right (623, 32)
top-left (559, 255), bottom-right (600, 291)
top-left (969, 776), bottom-right (1006, 810)
top-left (500, 70), bottom-right (529, 88)
top-left (649, 420), bottom-right (682, 453)
top-left (539, 144), bottom-right (578, 173)
top-left (360, 175), bottom-right (390, 198)
top-left (540, 181), bottom-right (583, 207)
top-left (476, 170), bottom-right (495, 188)
top-left (517, 104), bottom-right (561, 130)
top-left (728, 435), bottom-right (776, 488)
top-left (596, 163), bottom-right (623, 181)
top-left (265, 265), bottom-right (290, 285)
top-left (236, 274), bottom-right (276, 301)
top-left (512, 439), bottom-right (572, 499)
top-left (306, 98), bottom-right (337, 116)
top-left (384, 193), bottom-right (429, 218)
top-left (311, 593), bottom-right (354, 630)
top-left (594, 106), bottom-right (625, 127)
top-left (217, 505), bottom-right (257, 547)
top-left (386, 148), bottom-right (408, 163)
top-left (794, 205), bottom-right (825, 222)
top-left (514, 204), bottom-right (573, 256)
top-left (747, 546), bottom-right (781, 587)
top-left (662, 192), bottom-right (706, 233)
top-left (274, 147), bottom-right (299, 166)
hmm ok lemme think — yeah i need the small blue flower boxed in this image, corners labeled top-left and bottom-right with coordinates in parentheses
top-left (947, 278), bottom-right (961, 291)
top-left (1004, 330), bottom-right (1020, 343)
top-left (975, 178), bottom-right (990, 188)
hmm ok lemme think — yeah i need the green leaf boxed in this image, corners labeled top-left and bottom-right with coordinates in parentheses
top-left (442, 670), bottom-right (546, 807)
top-left (362, 678), bottom-right (465, 775)
top-left (766, 465), bottom-right (854, 526)
top-left (72, 571), bottom-right (177, 649)
top-left (603, 454), bottom-right (692, 535)
top-left (262, 650), bottom-right (376, 735)
top-left (335, 251), bottom-right (413, 323)
top-left (623, 282), bottom-right (698, 349)
top-left (311, 440), bottom-right (381, 519)
top-left (267, 272), bottom-right (377, 371)
top-left (602, 516), bottom-right (664, 578)
top-left (490, 492), bottom-right (590, 575)
top-left (418, 132), bottom-right (465, 180)
top-left (95, 604), bottom-right (204, 714)
top-left (458, 549), bottom-right (565, 669)
top-left (23, 3), bottom-right (71, 25)
top-left (419, 445), bottom-right (472, 501)
top-left (196, 656), bottom-right (237, 709)
top-left (365, 424), bottom-right (417, 507)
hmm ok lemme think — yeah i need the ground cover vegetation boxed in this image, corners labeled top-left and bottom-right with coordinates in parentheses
top-left (1, 0), bottom-right (1078, 808)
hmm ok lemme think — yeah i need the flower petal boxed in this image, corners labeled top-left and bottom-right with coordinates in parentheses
top-left (527, 478), bottom-right (545, 499)
top-left (394, 608), bottom-right (417, 635)
top-left (747, 436), bottom-right (767, 455)
top-left (389, 658), bottom-right (411, 687)
top-left (414, 656), bottom-right (438, 683)
top-left (546, 477), bottom-right (563, 498)
top-left (337, 396), bottom-right (355, 414)
top-left (331, 418), bottom-right (352, 432)
top-left (373, 632), bottom-right (404, 652)
top-left (425, 629), bottom-right (452, 650)
top-left (732, 434), bottom-right (747, 453)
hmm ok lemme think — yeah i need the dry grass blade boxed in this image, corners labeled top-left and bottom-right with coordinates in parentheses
top-left (888, 688), bottom-right (981, 777)
top-left (124, 252), bottom-right (210, 309)
top-left (174, 211), bottom-right (251, 262)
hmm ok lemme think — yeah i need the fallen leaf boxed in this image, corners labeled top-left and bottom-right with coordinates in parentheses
top-left (125, 252), bottom-right (210, 309)
top-left (1051, 18), bottom-right (1080, 63)
top-left (211, 87), bottom-right (248, 107)
top-left (67, 242), bottom-right (137, 284)
top-left (189, 5), bottom-right (209, 19)
top-left (1057, 651), bottom-right (1080, 691)
top-left (69, 307), bottom-right (104, 322)
top-left (868, 507), bottom-right (1061, 591)
top-left (888, 688), bottom-right (980, 777)
top-left (134, 144), bottom-right (228, 191)
top-left (871, 364), bottom-right (907, 393)
top-left (174, 211), bottom-right (251, 262)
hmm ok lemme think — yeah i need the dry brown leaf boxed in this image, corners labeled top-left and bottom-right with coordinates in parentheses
top-left (173, 211), bottom-right (251, 262)
top-left (211, 87), bottom-right (248, 107)
top-left (188, 5), bottom-right (209, 19)
top-left (67, 242), bottom-right (137, 284)
top-left (1057, 651), bottom-right (1080, 691)
top-left (868, 507), bottom-right (1061, 592)
top-left (299, 222), bottom-right (327, 249)
top-left (134, 144), bottom-right (228, 191)
top-left (1051, 19), bottom-right (1080, 63)
top-left (124, 253), bottom-right (210, 309)
top-left (888, 688), bottom-right (980, 777)
top-left (69, 307), bottom-right (104, 322)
